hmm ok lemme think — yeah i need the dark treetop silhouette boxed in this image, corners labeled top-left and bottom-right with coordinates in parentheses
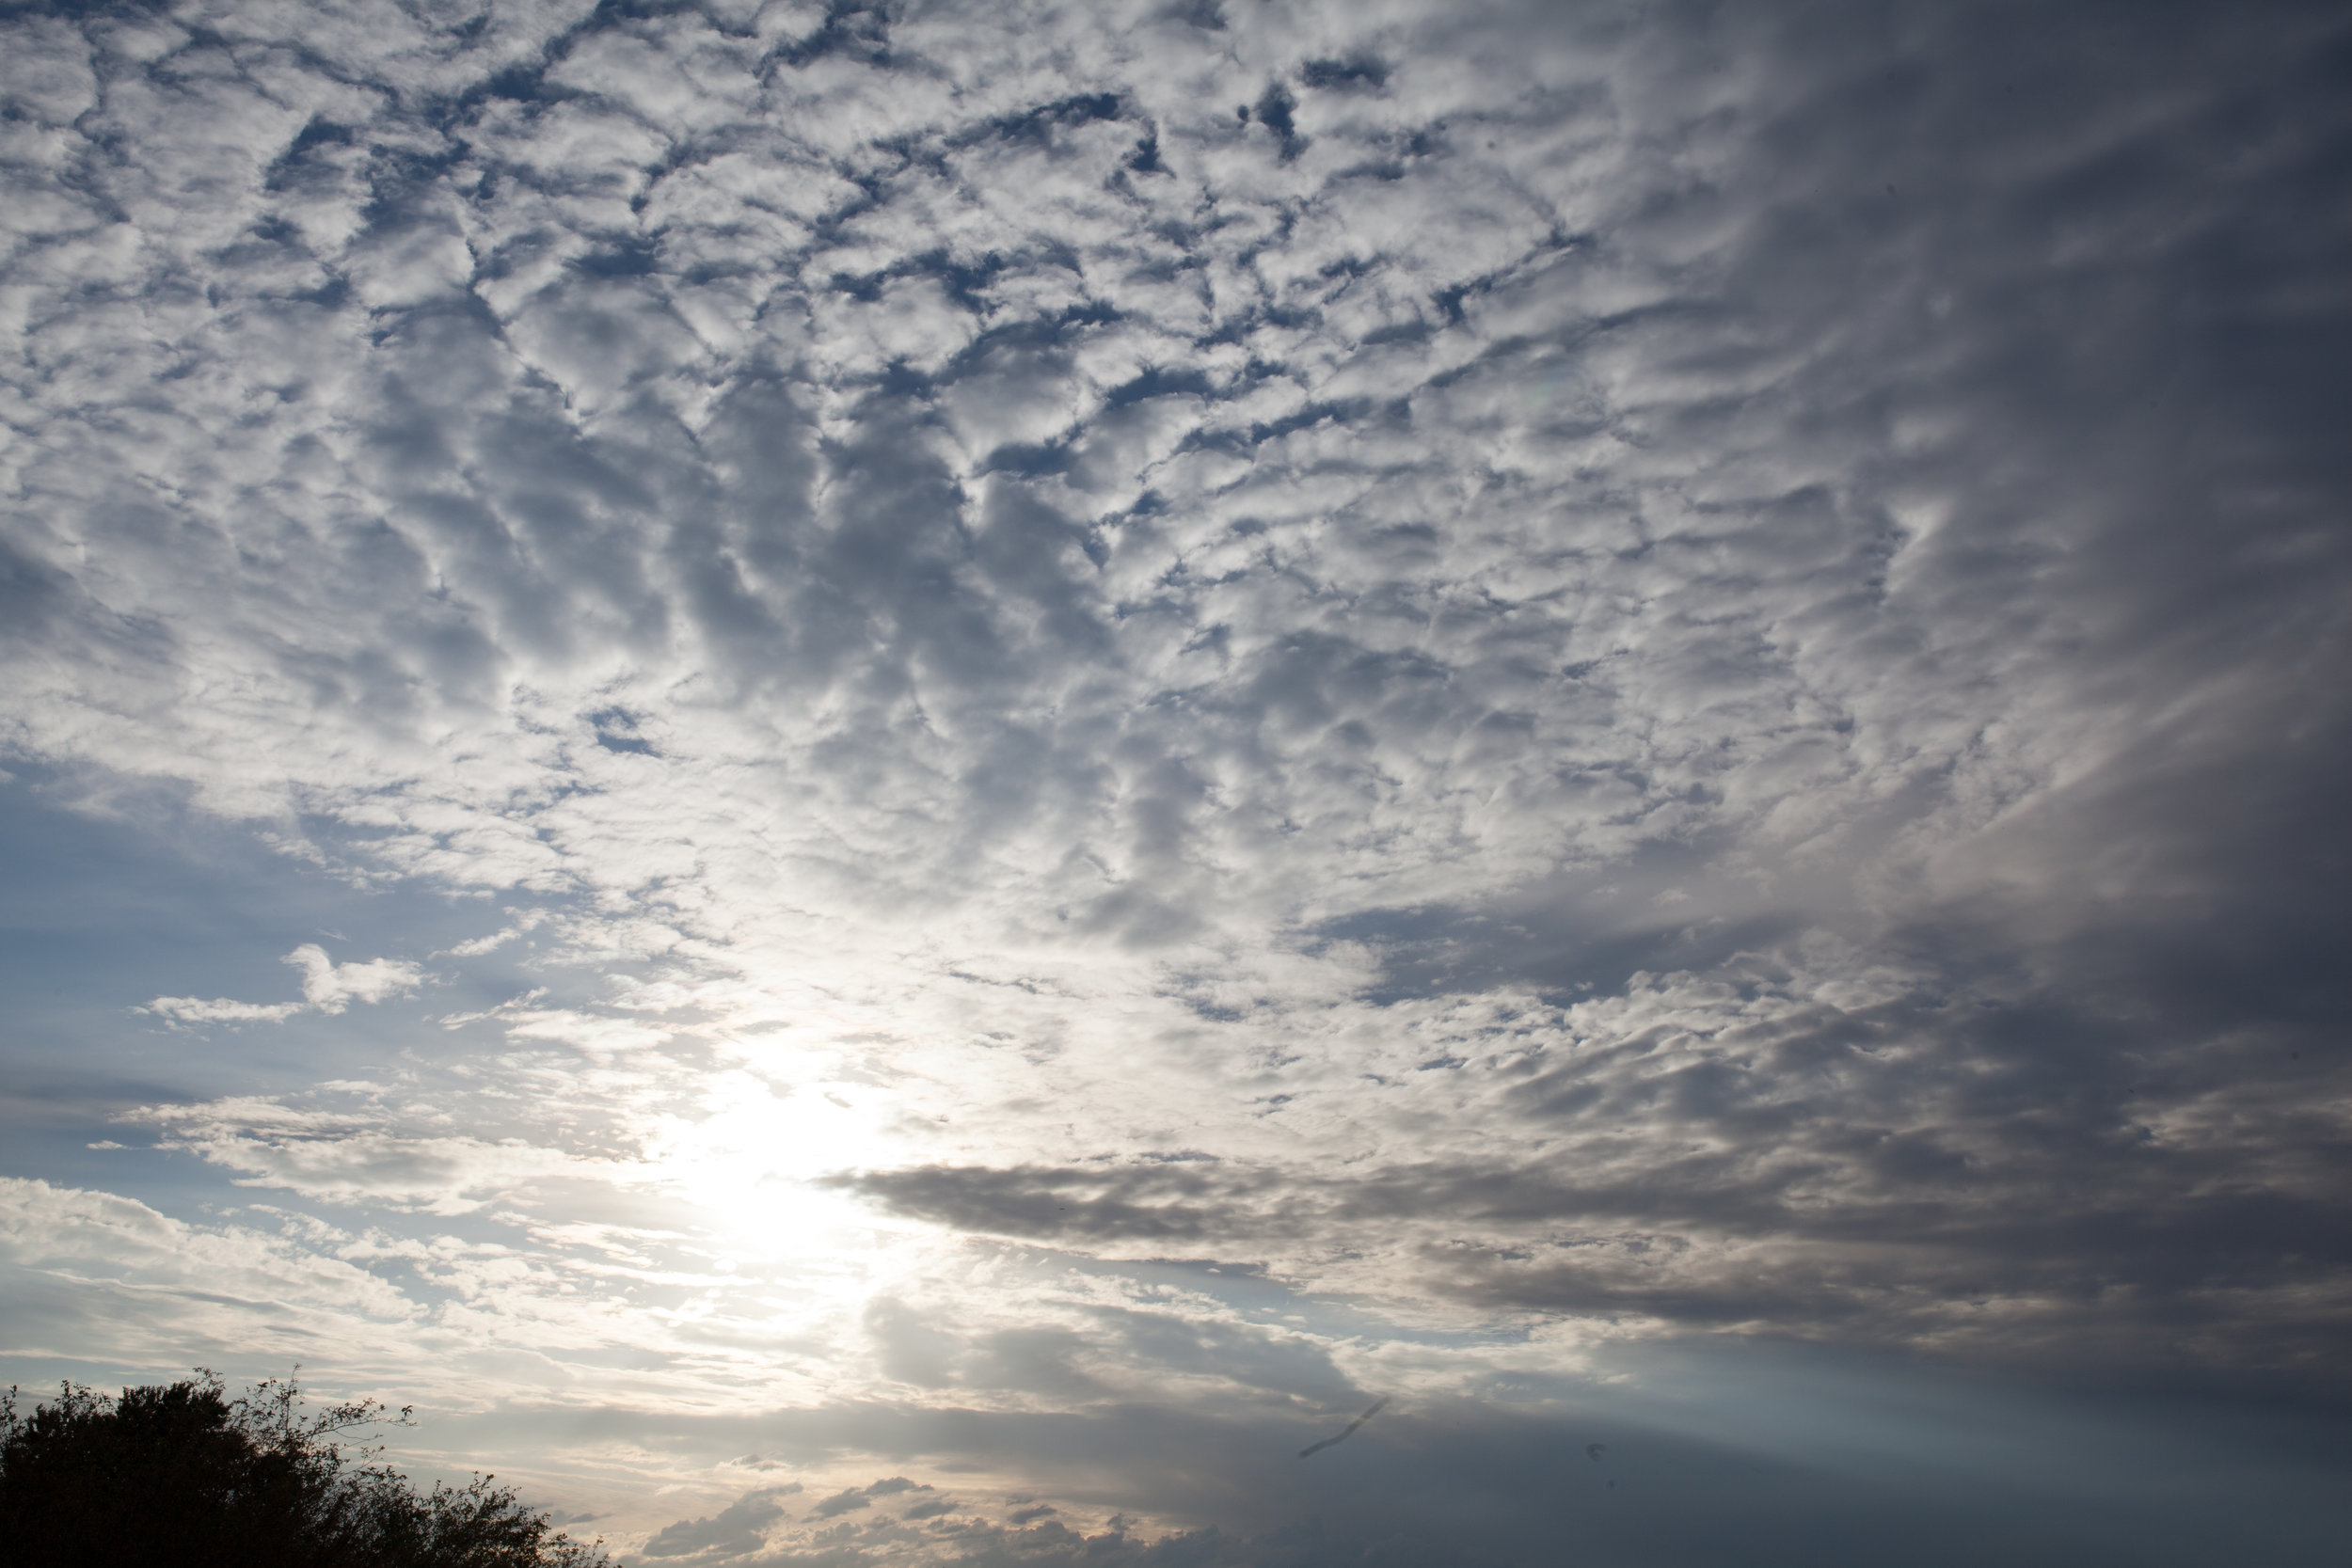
top-left (0, 1372), bottom-right (608, 1568)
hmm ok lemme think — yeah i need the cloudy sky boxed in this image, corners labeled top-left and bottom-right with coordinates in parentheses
top-left (4, 0), bottom-right (2349, 1561)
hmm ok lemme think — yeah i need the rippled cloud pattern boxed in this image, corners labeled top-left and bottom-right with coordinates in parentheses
top-left (4, 2), bottom-right (2348, 1563)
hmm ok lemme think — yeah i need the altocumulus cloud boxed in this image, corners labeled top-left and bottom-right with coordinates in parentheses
top-left (3, 0), bottom-right (2350, 1561)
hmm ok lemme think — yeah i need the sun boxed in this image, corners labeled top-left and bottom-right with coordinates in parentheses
top-left (637, 1065), bottom-right (914, 1276)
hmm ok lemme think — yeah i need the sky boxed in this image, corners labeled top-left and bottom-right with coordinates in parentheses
top-left (3, 0), bottom-right (2349, 1562)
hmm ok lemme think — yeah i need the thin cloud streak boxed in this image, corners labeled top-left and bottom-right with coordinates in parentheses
top-left (1296, 1395), bottom-right (1388, 1459)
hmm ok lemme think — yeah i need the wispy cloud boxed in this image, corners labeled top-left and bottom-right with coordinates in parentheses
top-left (19, 0), bottom-right (2348, 1390)
top-left (4, 0), bottom-right (2349, 1558)
top-left (142, 945), bottom-right (422, 1026)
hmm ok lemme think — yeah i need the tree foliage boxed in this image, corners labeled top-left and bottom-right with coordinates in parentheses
top-left (0, 1372), bottom-right (608, 1568)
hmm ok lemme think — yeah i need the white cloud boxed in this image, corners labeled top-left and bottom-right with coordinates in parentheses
top-left (0, 1176), bottom-right (421, 1369)
top-left (436, 909), bottom-right (550, 958)
top-left (142, 995), bottom-right (309, 1025)
top-left (141, 945), bottom-right (422, 1026)
top-left (2, 2), bottom-right (2348, 1544)
top-left (287, 943), bottom-right (424, 1012)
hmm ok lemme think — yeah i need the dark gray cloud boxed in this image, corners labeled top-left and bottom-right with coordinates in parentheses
top-left (1295, 1395), bottom-right (1385, 1459)
top-left (645, 1487), bottom-right (801, 1558)
top-left (809, 1476), bottom-right (926, 1519)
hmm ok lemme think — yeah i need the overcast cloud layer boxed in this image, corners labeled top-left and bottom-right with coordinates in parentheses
top-left (5, 1), bottom-right (2350, 1562)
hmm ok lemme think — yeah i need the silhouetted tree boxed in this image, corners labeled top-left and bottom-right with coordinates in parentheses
top-left (0, 1372), bottom-right (607, 1568)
